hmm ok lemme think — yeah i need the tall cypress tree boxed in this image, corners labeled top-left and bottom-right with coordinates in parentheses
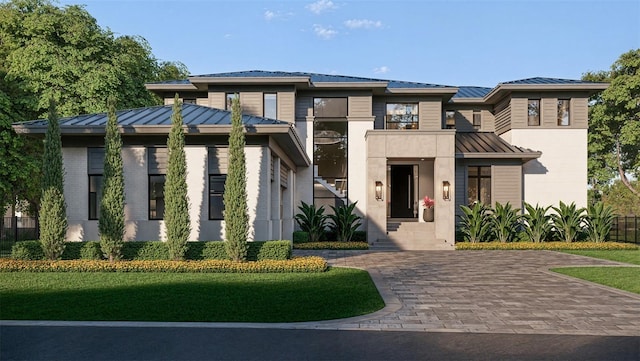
top-left (224, 96), bottom-right (248, 261)
top-left (164, 94), bottom-right (190, 260)
top-left (99, 97), bottom-right (125, 262)
top-left (39, 98), bottom-right (67, 260)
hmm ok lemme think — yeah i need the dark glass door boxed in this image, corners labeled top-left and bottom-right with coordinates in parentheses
top-left (390, 165), bottom-right (414, 218)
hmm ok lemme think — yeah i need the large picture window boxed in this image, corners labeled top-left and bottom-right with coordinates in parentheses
top-left (313, 98), bottom-right (348, 209)
top-left (386, 103), bottom-right (418, 130)
top-left (468, 166), bottom-right (491, 205)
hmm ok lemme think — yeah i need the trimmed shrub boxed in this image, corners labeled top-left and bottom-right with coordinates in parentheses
top-left (0, 256), bottom-right (328, 273)
top-left (293, 231), bottom-right (310, 243)
top-left (320, 231), bottom-right (367, 242)
top-left (294, 242), bottom-right (369, 250)
top-left (11, 241), bottom-right (43, 260)
top-left (80, 242), bottom-right (103, 260)
top-left (248, 241), bottom-right (292, 260)
top-left (121, 242), bottom-right (170, 260)
top-left (456, 241), bottom-right (638, 251)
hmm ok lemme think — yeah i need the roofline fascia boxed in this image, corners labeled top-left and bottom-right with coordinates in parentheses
top-left (311, 81), bottom-right (388, 88)
top-left (449, 97), bottom-right (486, 104)
top-left (483, 83), bottom-right (609, 103)
top-left (386, 87), bottom-right (459, 95)
top-left (455, 152), bottom-right (542, 160)
top-left (188, 76), bottom-right (311, 85)
top-left (144, 83), bottom-right (198, 91)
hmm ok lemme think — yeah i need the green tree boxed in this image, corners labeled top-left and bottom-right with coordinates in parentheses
top-left (99, 97), bottom-right (125, 262)
top-left (155, 61), bottom-right (189, 82)
top-left (583, 49), bottom-right (640, 197)
top-left (601, 180), bottom-right (640, 215)
top-left (39, 99), bottom-right (66, 259)
top-left (224, 96), bottom-right (249, 261)
top-left (164, 94), bottom-right (190, 260)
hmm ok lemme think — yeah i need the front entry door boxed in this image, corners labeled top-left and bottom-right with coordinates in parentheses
top-left (390, 165), bottom-right (414, 218)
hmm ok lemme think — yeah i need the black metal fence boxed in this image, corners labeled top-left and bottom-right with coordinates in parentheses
top-left (610, 216), bottom-right (639, 244)
top-left (1, 216), bottom-right (39, 256)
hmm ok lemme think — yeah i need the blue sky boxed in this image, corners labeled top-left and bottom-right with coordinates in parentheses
top-left (59, 0), bottom-right (639, 87)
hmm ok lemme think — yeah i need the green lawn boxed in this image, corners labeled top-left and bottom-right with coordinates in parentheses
top-left (0, 267), bottom-right (384, 322)
top-left (561, 250), bottom-right (640, 265)
top-left (552, 267), bottom-right (640, 294)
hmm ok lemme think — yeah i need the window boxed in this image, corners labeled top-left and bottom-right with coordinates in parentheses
top-left (208, 147), bottom-right (228, 220)
top-left (313, 98), bottom-right (348, 209)
top-left (226, 93), bottom-right (238, 110)
top-left (209, 175), bottom-right (226, 220)
top-left (445, 110), bottom-right (456, 129)
top-left (528, 99), bottom-right (540, 126)
top-left (468, 166), bottom-right (491, 205)
top-left (148, 147), bottom-right (167, 220)
top-left (473, 110), bottom-right (482, 130)
top-left (385, 103), bottom-right (418, 130)
top-left (557, 99), bottom-right (570, 126)
top-left (87, 148), bottom-right (105, 220)
top-left (88, 175), bottom-right (103, 220)
top-left (183, 98), bottom-right (196, 104)
top-left (264, 93), bottom-right (277, 119)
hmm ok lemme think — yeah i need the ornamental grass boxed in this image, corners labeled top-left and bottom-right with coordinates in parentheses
top-left (455, 241), bottom-right (638, 251)
top-left (294, 242), bottom-right (369, 250)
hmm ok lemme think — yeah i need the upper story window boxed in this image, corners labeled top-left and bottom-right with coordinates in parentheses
top-left (473, 110), bottom-right (481, 130)
top-left (314, 98), bottom-right (348, 118)
top-left (226, 93), bottom-right (238, 110)
top-left (445, 110), bottom-right (456, 129)
top-left (183, 98), bottom-right (196, 104)
top-left (528, 99), bottom-right (540, 126)
top-left (264, 93), bottom-right (277, 119)
top-left (386, 103), bottom-right (418, 130)
top-left (557, 99), bottom-right (570, 126)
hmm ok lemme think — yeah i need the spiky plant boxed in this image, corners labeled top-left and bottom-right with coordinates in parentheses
top-left (491, 202), bottom-right (521, 243)
top-left (164, 94), bottom-right (191, 260)
top-left (328, 202), bottom-right (362, 242)
top-left (551, 201), bottom-right (585, 243)
top-left (224, 95), bottom-right (249, 261)
top-left (294, 201), bottom-right (328, 243)
top-left (458, 202), bottom-right (492, 243)
top-left (522, 203), bottom-right (552, 243)
top-left (584, 202), bottom-right (615, 243)
top-left (99, 97), bottom-right (125, 262)
top-left (39, 98), bottom-right (67, 260)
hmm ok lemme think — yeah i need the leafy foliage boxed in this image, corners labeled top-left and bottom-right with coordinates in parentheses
top-left (583, 49), bottom-right (640, 196)
top-left (456, 241), bottom-right (638, 250)
top-left (600, 179), bottom-right (640, 215)
top-left (584, 202), bottom-right (616, 243)
top-left (551, 201), bottom-right (585, 243)
top-left (224, 96), bottom-right (249, 261)
top-left (294, 201), bottom-right (328, 243)
top-left (522, 203), bottom-right (553, 243)
top-left (328, 202), bottom-right (362, 242)
top-left (164, 95), bottom-right (191, 260)
top-left (458, 202), bottom-right (492, 243)
top-left (99, 98), bottom-right (125, 262)
top-left (491, 202), bottom-right (521, 243)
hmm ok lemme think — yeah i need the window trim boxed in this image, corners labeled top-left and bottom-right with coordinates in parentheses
top-left (557, 99), bottom-right (570, 126)
top-left (528, 99), bottom-right (541, 126)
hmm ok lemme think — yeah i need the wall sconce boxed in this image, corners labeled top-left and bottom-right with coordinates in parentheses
top-left (375, 181), bottom-right (383, 201)
top-left (442, 181), bottom-right (450, 200)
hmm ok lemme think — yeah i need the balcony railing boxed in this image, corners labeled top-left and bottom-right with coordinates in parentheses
top-left (385, 115), bottom-right (419, 130)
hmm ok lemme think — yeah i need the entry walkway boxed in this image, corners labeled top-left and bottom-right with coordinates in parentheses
top-left (294, 250), bottom-right (640, 336)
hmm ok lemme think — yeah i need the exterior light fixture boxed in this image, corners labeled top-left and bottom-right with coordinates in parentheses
top-left (375, 181), bottom-right (383, 201)
top-left (442, 181), bottom-right (450, 200)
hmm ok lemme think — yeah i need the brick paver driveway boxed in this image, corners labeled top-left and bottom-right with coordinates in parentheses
top-left (295, 250), bottom-right (640, 336)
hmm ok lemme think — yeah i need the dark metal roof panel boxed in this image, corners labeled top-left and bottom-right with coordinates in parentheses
top-left (500, 77), bottom-right (599, 85)
top-left (453, 86), bottom-right (493, 98)
top-left (455, 132), bottom-right (541, 160)
top-left (18, 104), bottom-right (287, 128)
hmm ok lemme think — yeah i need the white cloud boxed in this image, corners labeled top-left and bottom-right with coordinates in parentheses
top-left (313, 24), bottom-right (338, 39)
top-left (374, 66), bottom-right (390, 74)
top-left (224, 34), bottom-right (232, 39)
top-left (264, 10), bottom-right (276, 21)
top-left (344, 19), bottom-right (382, 29)
top-left (307, 0), bottom-right (336, 14)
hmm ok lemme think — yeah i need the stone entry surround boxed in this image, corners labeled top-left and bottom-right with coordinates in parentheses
top-left (295, 250), bottom-right (640, 336)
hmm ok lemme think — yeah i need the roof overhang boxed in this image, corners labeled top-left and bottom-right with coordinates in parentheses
top-left (145, 83), bottom-right (198, 91)
top-left (449, 97), bottom-right (485, 104)
top-left (455, 151), bottom-right (542, 162)
top-left (484, 83), bottom-right (609, 104)
top-left (455, 132), bottom-right (542, 163)
top-left (311, 81), bottom-right (388, 88)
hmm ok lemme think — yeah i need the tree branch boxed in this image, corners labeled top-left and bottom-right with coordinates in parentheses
top-left (616, 139), bottom-right (639, 196)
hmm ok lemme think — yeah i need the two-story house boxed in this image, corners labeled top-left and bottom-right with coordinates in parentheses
top-left (13, 71), bottom-right (607, 249)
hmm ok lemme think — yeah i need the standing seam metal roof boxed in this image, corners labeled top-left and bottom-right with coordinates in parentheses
top-left (500, 77), bottom-right (599, 85)
top-left (455, 132), bottom-right (541, 158)
top-left (18, 104), bottom-right (288, 128)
